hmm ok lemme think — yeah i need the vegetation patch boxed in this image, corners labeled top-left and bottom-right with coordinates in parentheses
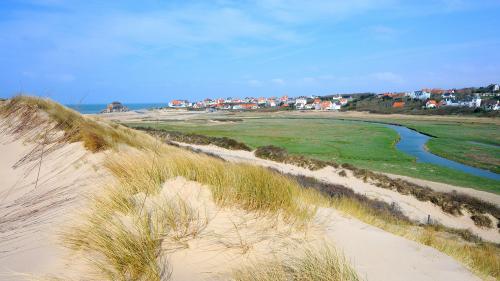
top-left (341, 163), bottom-right (500, 225)
top-left (134, 126), bottom-right (252, 151)
top-left (471, 214), bottom-right (492, 228)
top-left (255, 145), bottom-right (339, 170)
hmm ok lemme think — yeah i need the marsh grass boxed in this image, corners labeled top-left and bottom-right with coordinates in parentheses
top-left (232, 246), bottom-right (360, 281)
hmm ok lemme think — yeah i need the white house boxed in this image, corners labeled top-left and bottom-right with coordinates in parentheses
top-left (493, 84), bottom-right (500, 92)
top-left (410, 91), bottom-right (431, 100)
top-left (295, 98), bottom-right (308, 109)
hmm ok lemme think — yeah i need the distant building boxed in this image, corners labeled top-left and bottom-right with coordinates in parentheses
top-left (426, 100), bottom-right (438, 109)
top-left (493, 84), bottom-right (500, 92)
top-left (295, 98), bottom-right (308, 109)
top-left (168, 100), bottom-right (190, 108)
top-left (101, 101), bottom-right (129, 113)
top-left (392, 101), bottom-right (405, 108)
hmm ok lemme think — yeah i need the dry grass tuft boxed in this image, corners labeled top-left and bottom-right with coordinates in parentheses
top-left (232, 246), bottom-right (360, 281)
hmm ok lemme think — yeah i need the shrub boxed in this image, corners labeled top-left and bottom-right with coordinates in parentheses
top-left (471, 214), bottom-right (492, 228)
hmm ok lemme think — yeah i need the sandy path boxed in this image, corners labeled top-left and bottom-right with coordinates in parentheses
top-left (317, 208), bottom-right (480, 281)
top-left (177, 142), bottom-right (500, 243)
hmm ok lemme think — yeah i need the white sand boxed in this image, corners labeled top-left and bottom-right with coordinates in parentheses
top-left (0, 122), bottom-right (107, 280)
top-left (317, 208), bottom-right (480, 281)
top-left (176, 142), bottom-right (500, 243)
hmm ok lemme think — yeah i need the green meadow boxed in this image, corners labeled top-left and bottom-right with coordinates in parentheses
top-left (126, 114), bottom-right (500, 193)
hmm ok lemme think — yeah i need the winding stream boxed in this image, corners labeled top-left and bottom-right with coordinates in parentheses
top-left (385, 124), bottom-right (500, 181)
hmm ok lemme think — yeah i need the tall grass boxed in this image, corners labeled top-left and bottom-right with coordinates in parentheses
top-left (105, 148), bottom-right (317, 221)
top-left (233, 246), bottom-right (360, 281)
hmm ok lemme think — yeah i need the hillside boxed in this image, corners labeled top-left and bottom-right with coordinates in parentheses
top-left (0, 96), bottom-right (497, 281)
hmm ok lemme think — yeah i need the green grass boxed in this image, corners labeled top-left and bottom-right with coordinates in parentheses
top-left (125, 116), bottom-right (500, 193)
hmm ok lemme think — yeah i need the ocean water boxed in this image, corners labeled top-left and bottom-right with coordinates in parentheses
top-left (66, 103), bottom-right (168, 114)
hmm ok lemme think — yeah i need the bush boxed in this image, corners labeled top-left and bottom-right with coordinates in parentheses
top-left (471, 214), bottom-right (492, 228)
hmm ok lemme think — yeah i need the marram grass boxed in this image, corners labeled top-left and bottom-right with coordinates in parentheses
top-left (233, 246), bottom-right (360, 281)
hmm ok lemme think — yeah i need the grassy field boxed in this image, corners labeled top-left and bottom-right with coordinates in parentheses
top-left (125, 114), bottom-right (500, 193)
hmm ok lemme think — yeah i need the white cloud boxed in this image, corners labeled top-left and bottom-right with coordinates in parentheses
top-left (371, 72), bottom-right (404, 83)
top-left (247, 79), bottom-right (263, 87)
top-left (271, 78), bottom-right (285, 85)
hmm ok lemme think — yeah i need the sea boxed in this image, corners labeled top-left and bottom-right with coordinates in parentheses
top-left (66, 103), bottom-right (169, 114)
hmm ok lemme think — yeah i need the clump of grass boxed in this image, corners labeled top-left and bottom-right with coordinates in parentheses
top-left (255, 145), bottom-right (339, 170)
top-left (338, 170), bottom-right (347, 177)
top-left (63, 194), bottom-right (171, 280)
top-left (232, 246), bottom-right (360, 281)
top-left (0, 95), bottom-right (154, 152)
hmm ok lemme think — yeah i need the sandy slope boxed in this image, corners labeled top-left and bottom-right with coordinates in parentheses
top-left (175, 142), bottom-right (500, 243)
top-left (0, 124), bottom-right (107, 280)
top-left (318, 208), bottom-right (480, 281)
top-left (140, 177), bottom-right (481, 281)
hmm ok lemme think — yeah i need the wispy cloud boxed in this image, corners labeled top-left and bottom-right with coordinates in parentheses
top-left (271, 78), bottom-right (285, 85)
top-left (370, 72), bottom-right (404, 84)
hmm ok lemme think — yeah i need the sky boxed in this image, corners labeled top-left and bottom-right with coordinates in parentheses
top-left (1, 0), bottom-right (500, 104)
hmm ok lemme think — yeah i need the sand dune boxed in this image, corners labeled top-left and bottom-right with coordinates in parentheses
top-left (174, 142), bottom-right (500, 243)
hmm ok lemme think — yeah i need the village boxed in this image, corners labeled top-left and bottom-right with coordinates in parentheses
top-left (166, 83), bottom-right (500, 112)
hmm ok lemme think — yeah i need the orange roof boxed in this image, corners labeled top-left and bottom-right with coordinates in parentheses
top-left (427, 100), bottom-right (437, 105)
top-left (392, 101), bottom-right (405, 108)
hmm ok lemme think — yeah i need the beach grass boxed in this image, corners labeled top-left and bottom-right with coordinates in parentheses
top-left (233, 246), bottom-right (360, 281)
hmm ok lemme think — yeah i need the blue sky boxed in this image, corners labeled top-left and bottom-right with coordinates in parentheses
top-left (1, 0), bottom-right (500, 103)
